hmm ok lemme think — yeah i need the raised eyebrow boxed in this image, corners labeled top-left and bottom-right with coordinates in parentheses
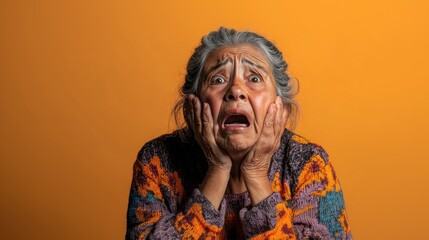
top-left (242, 59), bottom-right (268, 74)
top-left (205, 59), bottom-right (231, 76)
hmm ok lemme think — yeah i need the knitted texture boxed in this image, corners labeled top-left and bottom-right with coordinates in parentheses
top-left (126, 129), bottom-right (352, 239)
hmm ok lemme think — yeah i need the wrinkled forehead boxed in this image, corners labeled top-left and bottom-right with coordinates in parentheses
top-left (202, 44), bottom-right (271, 74)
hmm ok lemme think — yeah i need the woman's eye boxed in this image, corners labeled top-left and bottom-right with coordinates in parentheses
top-left (210, 76), bottom-right (226, 85)
top-left (249, 75), bottom-right (261, 83)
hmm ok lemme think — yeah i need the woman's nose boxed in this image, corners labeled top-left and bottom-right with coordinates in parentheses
top-left (225, 80), bottom-right (247, 101)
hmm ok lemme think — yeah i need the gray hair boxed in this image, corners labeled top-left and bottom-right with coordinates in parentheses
top-left (173, 27), bottom-right (299, 130)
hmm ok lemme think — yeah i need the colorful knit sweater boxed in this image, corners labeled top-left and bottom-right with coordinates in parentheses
top-left (126, 129), bottom-right (352, 239)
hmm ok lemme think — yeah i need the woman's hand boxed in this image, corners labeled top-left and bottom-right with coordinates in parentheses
top-left (186, 94), bottom-right (232, 171)
top-left (241, 96), bottom-right (288, 205)
top-left (186, 94), bottom-right (232, 208)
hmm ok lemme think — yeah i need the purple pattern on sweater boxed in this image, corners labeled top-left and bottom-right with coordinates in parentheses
top-left (126, 129), bottom-right (352, 239)
top-left (239, 192), bottom-right (283, 237)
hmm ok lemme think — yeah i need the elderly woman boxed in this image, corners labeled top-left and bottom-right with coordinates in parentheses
top-left (126, 27), bottom-right (351, 239)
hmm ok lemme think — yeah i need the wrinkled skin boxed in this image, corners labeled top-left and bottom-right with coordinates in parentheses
top-left (185, 44), bottom-right (288, 206)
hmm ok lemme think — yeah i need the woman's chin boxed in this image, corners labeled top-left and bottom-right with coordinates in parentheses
top-left (218, 136), bottom-right (255, 159)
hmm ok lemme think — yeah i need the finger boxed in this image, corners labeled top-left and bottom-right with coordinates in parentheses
top-left (262, 103), bottom-right (277, 138)
top-left (243, 103), bottom-right (276, 167)
top-left (279, 96), bottom-right (288, 123)
top-left (186, 95), bottom-right (197, 133)
top-left (193, 96), bottom-right (203, 134)
top-left (274, 98), bottom-right (288, 148)
top-left (201, 103), bottom-right (231, 163)
top-left (280, 97), bottom-right (288, 130)
top-left (185, 95), bottom-right (193, 126)
top-left (202, 103), bottom-right (216, 144)
top-left (281, 104), bottom-right (288, 128)
top-left (274, 97), bottom-right (285, 136)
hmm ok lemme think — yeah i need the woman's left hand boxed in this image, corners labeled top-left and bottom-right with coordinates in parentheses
top-left (241, 96), bottom-right (288, 205)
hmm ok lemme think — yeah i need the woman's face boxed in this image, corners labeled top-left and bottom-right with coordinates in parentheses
top-left (198, 44), bottom-right (277, 156)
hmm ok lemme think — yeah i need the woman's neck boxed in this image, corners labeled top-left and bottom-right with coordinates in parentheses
top-left (226, 160), bottom-right (247, 194)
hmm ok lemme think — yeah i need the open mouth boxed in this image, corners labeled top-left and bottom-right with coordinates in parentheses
top-left (223, 114), bottom-right (250, 127)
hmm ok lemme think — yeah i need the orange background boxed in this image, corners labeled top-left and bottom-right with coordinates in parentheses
top-left (1, 0), bottom-right (428, 239)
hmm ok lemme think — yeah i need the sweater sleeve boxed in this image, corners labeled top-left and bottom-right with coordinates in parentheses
top-left (290, 148), bottom-right (352, 240)
top-left (126, 154), bottom-right (226, 240)
top-left (239, 135), bottom-right (352, 240)
top-left (239, 192), bottom-right (296, 239)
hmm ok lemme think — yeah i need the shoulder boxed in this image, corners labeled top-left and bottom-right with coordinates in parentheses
top-left (136, 129), bottom-right (192, 164)
top-left (280, 129), bottom-right (331, 180)
top-left (133, 129), bottom-right (206, 193)
top-left (135, 129), bottom-right (203, 174)
top-left (282, 129), bottom-right (329, 163)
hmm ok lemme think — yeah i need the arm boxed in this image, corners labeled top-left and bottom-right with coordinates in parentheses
top-left (239, 97), bottom-right (296, 239)
top-left (239, 137), bottom-right (352, 240)
top-left (239, 192), bottom-right (295, 239)
top-left (126, 154), bottom-right (226, 240)
top-left (289, 142), bottom-right (352, 240)
top-left (187, 95), bottom-right (231, 209)
top-left (126, 95), bottom-right (233, 240)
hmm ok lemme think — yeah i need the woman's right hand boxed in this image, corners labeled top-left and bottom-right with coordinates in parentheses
top-left (186, 94), bottom-right (232, 208)
top-left (186, 94), bottom-right (232, 172)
